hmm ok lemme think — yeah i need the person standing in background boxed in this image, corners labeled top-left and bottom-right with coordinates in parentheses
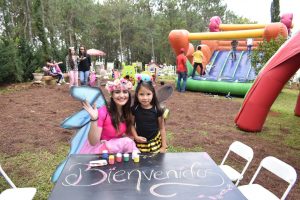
top-left (176, 48), bottom-right (187, 92)
top-left (192, 45), bottom-right (204, 78)
top-left (246, 38), bottom-right (253, 55)
top-left (231, 40), bottom-right (239, 60)
top-left (78, 46), bottom-right (91, 86)
top-left (66, 47), bottom-right (79, 88)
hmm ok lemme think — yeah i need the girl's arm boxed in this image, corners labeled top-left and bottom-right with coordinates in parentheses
top-left (89, 119), bottom-right (102, 146)
top-left (131, 115), bottom-right (147, 143)
top-left (82, 101), bottom-right (102, 146)
top-left (158, 116), bottom-right (168, 152)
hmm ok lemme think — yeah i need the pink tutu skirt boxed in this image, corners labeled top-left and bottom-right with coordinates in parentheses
top-left (79, 137), bottom-right (139, 154)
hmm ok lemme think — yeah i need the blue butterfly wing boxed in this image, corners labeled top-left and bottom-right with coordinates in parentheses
top-left (70, 86), bottom-right (101, 104)
top-left (52, 123), bottom-right (91, 183)
top-left (93, 92), bottom-right (107, 108)
top-left (60, 87), bottom-right (107, 129)
top-left (52, 87), bottom-right (108, 183)
top-left (60, 109), bottom-right (90, 129)
top-left (51, 159), bottom-right (67, 183)
top-left (70, 123), bottom-right (91, 154)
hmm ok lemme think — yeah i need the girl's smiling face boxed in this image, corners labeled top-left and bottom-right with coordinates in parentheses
top-left (137, 86), bottom-right (153, 109)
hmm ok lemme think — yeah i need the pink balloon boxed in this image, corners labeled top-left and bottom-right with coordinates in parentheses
top-left (281, 13), bottom-right (293, 34)
top-left (209, 16), bottom-right (222, 32)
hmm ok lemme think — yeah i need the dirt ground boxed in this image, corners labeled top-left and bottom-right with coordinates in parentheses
top-left (0, 81), bottom-right (299, 199)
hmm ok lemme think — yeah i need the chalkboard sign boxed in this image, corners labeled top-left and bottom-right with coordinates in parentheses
top-left (49, 152), bottom-right (246, 200)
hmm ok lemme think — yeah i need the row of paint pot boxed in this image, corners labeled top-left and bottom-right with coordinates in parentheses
top-left (101, 150), bottom-right (140, 164)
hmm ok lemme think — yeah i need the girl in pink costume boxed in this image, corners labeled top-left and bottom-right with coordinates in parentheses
top-left (79, 78), bottom-right (139, 154)
top-left (89, 69), bottom-right (97, 87)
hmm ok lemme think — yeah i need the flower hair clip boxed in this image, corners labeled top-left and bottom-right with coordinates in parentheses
top-left (137, 79), bottom-right (152, 85)
top-left (105, 78), bottom-right (133, 93)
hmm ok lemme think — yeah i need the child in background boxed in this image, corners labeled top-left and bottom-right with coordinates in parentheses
top-left (89, 69), bottom-right (97, 87)
top-left (114, 70), bottom-right (120, 79)
top-left (231, 40), bottom-right (239, 60)
top-left (112, 69), bottom-right (115, 79)
top-left (192, 45), bottom-right (204, 78)
top-left (131, 81), bottom-right (168, 153)
top-left (46, 58), bottom-right (65, 85)
top-left (246, 38), bottom-right (253, 55)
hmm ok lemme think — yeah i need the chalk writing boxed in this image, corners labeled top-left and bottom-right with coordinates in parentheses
top-left (198, 184), bottom-right (234, 199)
top-left (149, 169), bottom-right (225, 198)
top-left (62, 163), bottom-right (107, 187)
top-left (62, 162), bottom-right (226, 198)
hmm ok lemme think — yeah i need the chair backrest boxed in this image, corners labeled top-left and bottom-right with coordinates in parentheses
top-left (249, 156), bottom-right (297, 200)
top-left (0, 165), bottom-right (17, 188)
top-left (221, 141), bottom-right (254, 164)
top-left (220, 141), bottom-right (254, 185)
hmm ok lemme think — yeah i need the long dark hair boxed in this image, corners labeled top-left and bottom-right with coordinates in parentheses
top-left (108, 91), bottom-right (132, 135)
top-left (79, 46), bottom-right (87, 57)
top-left (68, 48), bottom-right (75, 69)
top-left (133, 81), bottom-right (162, 112)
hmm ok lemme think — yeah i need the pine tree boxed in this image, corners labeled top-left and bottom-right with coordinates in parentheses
top-left (271, 0), bottom-right (280, 22)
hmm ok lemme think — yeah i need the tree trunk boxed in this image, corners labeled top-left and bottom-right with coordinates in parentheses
top-left (69, 31), bottom-right (73, 47)
top-left (25, 0), bottom-right (33, 43)
top-left (3, 0), bottom-right (12, 38)
top-left (118, 18), bottom-right (123, 66)
top-left (40, 0), bottom-right (45, 29)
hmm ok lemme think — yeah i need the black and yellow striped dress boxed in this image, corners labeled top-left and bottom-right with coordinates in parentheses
top-left (136, 132), bottom-right (162, 153)
top-left (132, 105), bottom-right (162, 153)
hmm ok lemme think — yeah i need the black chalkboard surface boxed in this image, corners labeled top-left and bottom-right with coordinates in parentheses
top-left (48, 152), bottom-right (246, 200)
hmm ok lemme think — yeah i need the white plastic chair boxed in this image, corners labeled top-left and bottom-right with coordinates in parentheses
top-left (238, 156), bottom-right (297, 200)
top-left (0, 165), bottom-right (36, 200)
top-left (219, 141), bottom-right (254, 185)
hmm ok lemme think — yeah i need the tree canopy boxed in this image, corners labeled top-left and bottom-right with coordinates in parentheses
top-left (0, 0), bottom-right (254, 83)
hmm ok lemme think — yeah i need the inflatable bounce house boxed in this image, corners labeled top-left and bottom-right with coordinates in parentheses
top-left (169, 16), bottom-right (290, 96)
top-left (170, 14), bottom-right (300, 132)
top-left (230, 13), bottom-right (300, 132)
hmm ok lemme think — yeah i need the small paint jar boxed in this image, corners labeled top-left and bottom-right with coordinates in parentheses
top-left (133, 154), bottom-right (140, 163)
top-left (102, 150), bottom-right (109, 159)
top-left (123, 153), bottom-right (129, 162)
top-left (108, 155), bottom-right (115, 165)
top-left (132, 150), bottom-right (139, 159)
top-left (116, 153), bottom-right (122, 162)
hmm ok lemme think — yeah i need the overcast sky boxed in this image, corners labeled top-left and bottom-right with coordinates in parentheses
top-left (223, 0), bottom-right (299, 35)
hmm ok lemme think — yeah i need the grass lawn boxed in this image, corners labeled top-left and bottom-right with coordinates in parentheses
top-left (0, 84), bottom-right (299, 199)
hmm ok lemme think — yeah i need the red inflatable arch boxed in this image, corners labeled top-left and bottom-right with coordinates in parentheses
top-left (235, 31), bottom-right (300, 132)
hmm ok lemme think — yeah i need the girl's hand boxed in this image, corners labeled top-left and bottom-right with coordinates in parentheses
top-left (82, 101), bottom-right (98, 121)
top-left (134, 136), bottom-right (147, 143)
top-left (160, 146), bottom-right (168, 153)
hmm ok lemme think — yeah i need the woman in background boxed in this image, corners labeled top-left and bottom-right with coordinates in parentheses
top-left (65, 47), bottom-right (79, 88)
top-left (78, 46), bottom-right (91, 86)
